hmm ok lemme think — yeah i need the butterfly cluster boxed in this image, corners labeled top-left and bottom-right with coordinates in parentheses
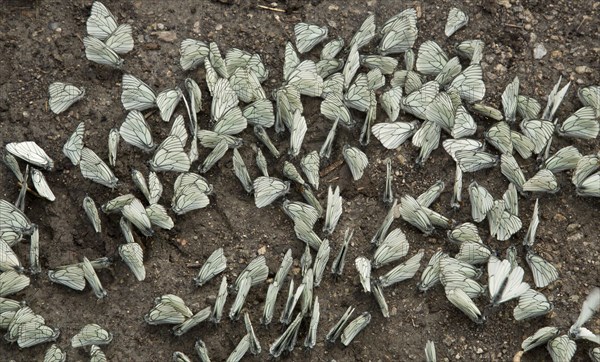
top-left (1, 2), bottom-right (600, 361)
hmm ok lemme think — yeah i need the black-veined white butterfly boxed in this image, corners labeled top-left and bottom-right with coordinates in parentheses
top-left (284, 60), bottom-right (323, 97)
top-left (445, 7), bottom-right (469, 37)
top-left (83, 36), bottom-right (123, 68)
top-left (71, 323), bottom-right (112, 348)
top-left (522, 326), bottom-right (559, 352)
top-left (558, 106), bottom-right (599, 139)
top-left (145, 203), bottom-right (173, 230)
top-left (323, 186), bottom-right (342, 235)
top-left (230, 67), bottom-right (266, 103)
top-left (150, 136), bottom-right (190, 173)
top-left (349, 14), bottom-right (376, 50)
top-left (500, 154), bottom-right (526, 191)
top-left (343, 145), bottom-right (369, 181)
top-left (6, 141), bottom-right (54, 171)
top-left (156, 88), bottom-right (182, 123)
top-left (486, 121), bottom-right (513, 155)
top-left (487, 256), bottom-right (529, 306)
top-left (380, 86), bottom-right (402, 122)
top-left (446, 288), bottom-right (484, 323)
top-left (383, 158), bottom-right (394, 204)
top-left (211, 79), bottom-right (247, 135)
top-left (412, 120), bottom-right (441, 166)
top-left (326, 306), bottom-right (354, 343)
top-left (425, 340), bottom-right (437, 362)
top-left (321, 37), bottom-right (344, 60)
top-left (456, 39), bottom-right (484, 64)
top-left (243, 99), bottom-right (274, 128)
top-left (471, 103), bottom-right (503, 120)
top-left (79, 147), bottom-right (117, 188)
top-left (208, 42), bottom-right (228, 78)
top-left (569, 287), bottom-right (600, 341)
top-left (416, 41), bottom-right (448, 76)
top-left (425, 92), bottom-right (455, 134)
top-left (232, 149), bottom-right (253, 194)
top-left (443, 139), bottom-right (483, 161)
top-left (354, 257), bottom-right (371, 293)
top-left (513, 289), bottom-right (553, 321)
top-left (488, 200), bottom-right (522, 240)
top-left (402, 80), bottom-right (439, 120)
top-left (294, 22), bottom-right (328, 54)
top-left (313, 239), bottom-right (330, 287)
top-left (576, 172), bottom-right (600, 197)
top-left (48, 82), bottom-right (85, 114)
top-left (104, 24), bottom-right (133, 54)
top-left (435, 56), bottom-right (462, 86)
top-left (288, 110), bottom-right (307, 157)
top-left (451, 164), bottom-right (463, 209)
top-left (119, 111), bottom-right (155, 152)
top-left (449, 64), bottom-right (485, 103)
top-left (520, 119), bottom-right (555, 154)
top-left (321, 93), bottom-right (354, 128)
top-left (256, 149), bottom-right (270, 176)
top-left (121, 74), bottom-right (157, 111)
top-left (526, 251), bottom-right (558, 288)
top-left (373, 228), bottom-right (409, 269)
top-left (511, 131), bottom-right (535, 159)
top-left (253, 176), bottom-right (290, 208)
top-left (331, 228), bottom-right (353, 276)
top-left (30, 168), bottom-right (55, 202)
top-left (378, 249), bottom-right (425, 288)
top-left (416, 180), bottom-right (444, 208)
top-left (179, 39), bottom-right (209, 71)
top-left (522, 169), bottom-right (559, 193)
top-left (300, 151), bottom-right (320, 190)
top-left (304, 296), bottom-right (320, 347)
top-left (378, 9), bottom-right (417, 55)
top-left (81, 257), bottom-right (107, 299)
top-left (122, 198), bottom-right (153, 236)
top-left (119, 242), bottom-right (145, 281)
top-left (501, 76), bottom-right (519, 123)
top-left (447, 222), bottom-right (482, 244)
top-left (171, 185), bottom-right (210, 215)
top-left (270, 312), bottom-right (303, 357)
top-left (541, 76), bottom-right (570, 121)
top-left (517, 94), bottom-right (541, 120)
top-left (456, 150), bottom-right (499, 173)
top-left (361, 55), bottom-right (398, 75)
top-left (547, 335), bottom-right (576, 362)
top-left (543, 146), bottom-right (582, 173)
top-left (340, 312), bottom-right (371, 346)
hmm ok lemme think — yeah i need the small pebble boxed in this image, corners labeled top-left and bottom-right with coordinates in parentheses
top-left (533, 43), bottom-right (547, 59)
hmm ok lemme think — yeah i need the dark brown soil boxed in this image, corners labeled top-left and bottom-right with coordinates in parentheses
top-left (0, 0), bottom-right (599, 361)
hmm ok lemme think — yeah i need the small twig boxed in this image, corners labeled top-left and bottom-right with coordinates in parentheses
top-left (504, 23), bottom-right (523, 29)
top-left (319, 159), bottom-right (344, 177)
top-left (186, 263), bottom-right (203, 268)
top-left (575, 17), bottom-right (587, 32)
top-left (257, 4), bottom-right (285, 12)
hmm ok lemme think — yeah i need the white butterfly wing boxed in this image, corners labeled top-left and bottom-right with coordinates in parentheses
top-left (48, 82), bottom-right (85, 114)
top-left (105, 24), bottom-right (133, 54)
top-left (83, 36), bottom-right (123, 68)
top-left (120, 110), bottom-right (155, 152)
top-left (121, 74), bottom-right (157, 111)
top-left (79, 147), bottom-right (118, 188)
top-left (86, 1), bottom-right (117, 40)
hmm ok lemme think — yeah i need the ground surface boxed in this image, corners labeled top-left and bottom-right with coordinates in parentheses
top-left (0, 0), bottom-right (599, 361)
